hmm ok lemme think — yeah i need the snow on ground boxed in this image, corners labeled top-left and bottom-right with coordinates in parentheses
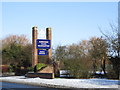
top-left (0, 76), bottom-right (120, 88)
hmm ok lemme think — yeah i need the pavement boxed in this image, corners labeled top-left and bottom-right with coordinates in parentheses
top-left (0, 76), bottom-right (119, 90)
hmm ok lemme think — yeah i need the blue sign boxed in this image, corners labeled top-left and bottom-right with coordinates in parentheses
top-left (37, 39), bottom-right (50, 49)
top-left (38, 50), bottom-right (48, 55)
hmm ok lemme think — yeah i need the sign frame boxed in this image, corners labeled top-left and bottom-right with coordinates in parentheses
top-left (37, 39), bottom-right (51, 49)
top-left (38, 50), bottom-right (48, 55)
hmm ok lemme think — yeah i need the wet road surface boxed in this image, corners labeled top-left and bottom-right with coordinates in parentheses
top-left (1, 82), bottom-right (61, 90)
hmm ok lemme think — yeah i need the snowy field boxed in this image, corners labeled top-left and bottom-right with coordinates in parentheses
top-left (0, 76), bottom-right (120, 89)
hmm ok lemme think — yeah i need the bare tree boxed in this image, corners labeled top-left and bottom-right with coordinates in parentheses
top-left (89, 37), bottom-right (108, 75)
top-left (2, 35), bottom-right (30, 49)
top-left (99, 23), bottom-right (119, 57)
top-left (99, 22), bottom-right (120, 79)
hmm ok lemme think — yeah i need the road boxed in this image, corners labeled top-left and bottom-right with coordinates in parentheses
top-left (1, 82), bottom-right (61, 90)
top-left (1, 82), bottom-right (118, 90)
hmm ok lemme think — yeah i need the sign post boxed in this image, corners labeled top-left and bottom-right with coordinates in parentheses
top-left (46, 27), bottom-right (52, 64)
top-left (31, 26), bottom-right (54, 79)
top-left (32, 26), bottom-right (38, 67)
top-left (32, 27), bottom-right (52, 65)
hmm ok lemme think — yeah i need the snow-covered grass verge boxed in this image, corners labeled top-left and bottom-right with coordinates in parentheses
top-left (0, 76), bottom-right (120, 89)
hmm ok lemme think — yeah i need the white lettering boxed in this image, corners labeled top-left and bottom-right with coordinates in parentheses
top-left (38, 45), bottom-right (50, 47)
top-left (39, 51), bottom-right (45, 54)
top-left (39, 41), bottom-right (49, 43)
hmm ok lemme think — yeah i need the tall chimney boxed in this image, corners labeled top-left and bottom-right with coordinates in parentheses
top-left (32, 26), bottom-right (38, 67)
top-left (46, 27), bottom-right (52, 64)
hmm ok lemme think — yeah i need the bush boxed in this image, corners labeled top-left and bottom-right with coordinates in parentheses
top-left (34, 63), bottom-right (47, 72)
top-left (27, 67), bottom-right (34, 72)
top-left (15, 63), bottom-right (28, 76)
top-left (64, 59), bottom-right (91, 79)
top-left (9, 64), bottom-right (16, 73)
top-left (107, 70), bottom-right (118, 79)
